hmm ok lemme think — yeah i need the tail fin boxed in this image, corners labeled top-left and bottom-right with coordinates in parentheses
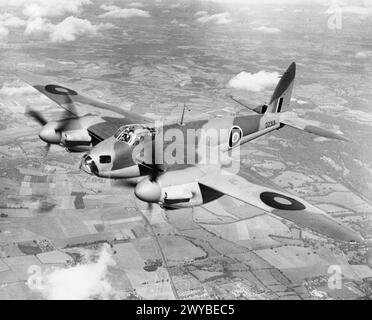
top-left (268, 62), bottom-right (296, 113)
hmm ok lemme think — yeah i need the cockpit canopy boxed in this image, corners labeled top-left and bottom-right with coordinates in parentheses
top-left (114, 124), bottom-right (156, 146)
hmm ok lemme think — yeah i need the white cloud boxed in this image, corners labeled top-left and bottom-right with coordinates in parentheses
top-left (355, 51), bottom-right (372, 58)
top-left (197, 12), bottom-right (232, 24)
top-left (228, 70), bottom-right (280, 92)
top-left (99, 5), bottom-right (150, 18)
top-left (0, 12), bottom-right (27, 43)
top-left (129, 2), bottom-right (144, 8)
top-left (49, 16), bottom-right (101, 42)
top-left (0, 84), bottom-right (36, 96)
top-left (253, 26), bottom-right (281, 33)
top-left (0, 0), bottom-right (94, 43)
top-left (195, 11), bottom-right (208, 16)
top-left (24, 16), bottom-right (113, 42)
top-left (27, 244), bottom-right (122, 300)
top-left (0, 13), bottom-right (26, 27)
top-left (24, 17), bottom-right (49, 35)
top-left (100, 4), bottom-right (119, 11)
top-left (10, 0), bottom-right (92, 19)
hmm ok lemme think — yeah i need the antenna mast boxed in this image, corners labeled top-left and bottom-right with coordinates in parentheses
top-left (180, 103), bottom-right (187, 126)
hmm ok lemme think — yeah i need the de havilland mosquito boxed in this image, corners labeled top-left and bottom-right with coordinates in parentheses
top-left (17, 62), bottom-right (364, 243)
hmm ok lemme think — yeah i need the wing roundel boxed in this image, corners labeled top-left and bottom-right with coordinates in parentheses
top-left (198, 169), bottom-right (363, 243)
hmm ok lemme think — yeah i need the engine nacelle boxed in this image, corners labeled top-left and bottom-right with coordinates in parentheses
top-left (39, 121), bottom-right (92, 152)
top-left (61, 130), bottom-right (92, 148)
top-left (135, 178), bottom-right (162, 203)
top-left (135, 177), bottom-right (204, 209)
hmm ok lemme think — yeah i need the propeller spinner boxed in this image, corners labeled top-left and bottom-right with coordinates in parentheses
top-left (135, 163), bottom-right (163, 204)
top-left (25, 106), bottom-right (79, 153)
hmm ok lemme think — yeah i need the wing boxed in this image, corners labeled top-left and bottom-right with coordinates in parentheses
top-left (198, 169), bottom-right (363, 243)
top-left (16, 69), bottom-right (153, 140)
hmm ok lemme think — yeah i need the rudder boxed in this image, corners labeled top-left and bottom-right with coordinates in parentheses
top-left (268, 62), bottom-right (296, 113)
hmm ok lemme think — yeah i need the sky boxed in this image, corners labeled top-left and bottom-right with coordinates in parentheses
top-left (0, 0), bottom-right (371, 44)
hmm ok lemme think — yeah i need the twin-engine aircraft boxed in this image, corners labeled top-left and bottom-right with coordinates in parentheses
top-left (17, 62), bottom-right (364, 243)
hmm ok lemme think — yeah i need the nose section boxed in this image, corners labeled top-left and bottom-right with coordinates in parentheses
top-left (80, 155), bottom-right (99, 175)
top-left (135, 178), bottom-right (162, 203)
top-left (39, 122), bottom-right (61, 144)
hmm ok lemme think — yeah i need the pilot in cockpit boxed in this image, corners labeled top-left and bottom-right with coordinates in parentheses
top-left (122, 128), bottom-right (134, 143)
top-left (114, 125), bottom-right (154, 146)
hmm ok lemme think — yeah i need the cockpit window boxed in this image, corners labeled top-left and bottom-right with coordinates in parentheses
top-left (114, 124), bottom-right (157, 145)
top-left (99, 155), bottom-right (111, 164)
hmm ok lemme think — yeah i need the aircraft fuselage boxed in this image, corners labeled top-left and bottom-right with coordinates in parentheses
top-left (80, 112), bottom-right (282, 179)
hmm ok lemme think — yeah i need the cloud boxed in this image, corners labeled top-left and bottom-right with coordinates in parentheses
top-left (253, 26), bottom-right (281, 33)
top-left (24, 17), bottom-right (49, 35)
top-left (24, 16), bottom-right (113, 42)
top-left (27, 244), bottom-right (122, 300)
top-left (196, 12), bottom-right (232, 24)
top-left (128, 2), bottom-right (144, 7)
top-left (228, 70), bottom-right (280, 92)
top-left (5, 0), bottom-right (92, 19)
top-left (0, 13), bottom-right (26, 27)
top-left (49, 16), bottom-right (103, 42)
top-left (0, 84), bottom-right (36, 96)
top-left (170, 3), bottom-right (181, 8)
top-left (0, 12), bottom-right (27, 43)
top-left (0, 0), bottom-right (95, 43)
top-left (195, 11), bottom-right (208, 16)
top-left (355, 51), bottom-right (372, 58)
top-left (99, 5), bottom-right (150, 18)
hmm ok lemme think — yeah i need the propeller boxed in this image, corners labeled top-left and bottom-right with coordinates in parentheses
top-left (135, 133), bottom-right (165, 209)
top-left (43, 143), bottom-right (51, 156)
top-left (149, 132), bottom-right (165, 182)
top-left (25, 106), bottom-right (47, 126)
top-left (25, 98), bottom-right (79, 155)
top-left (147, 141), bottom-right (162, 208)
top-left (52, 95), bottom-right (78, 133)
top-left (149, 163), bottom-right (162, 182)
top-left (25, 106), bottom-right (52, 155)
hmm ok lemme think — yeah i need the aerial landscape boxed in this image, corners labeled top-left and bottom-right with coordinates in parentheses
top-left (0, 0), bottom-right (371, 300)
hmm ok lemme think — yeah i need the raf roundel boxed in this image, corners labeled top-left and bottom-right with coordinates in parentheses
top-left (44, 84), bottom-right (78, 96)
top-left (259, 191), bottom-right (306, 211)
top-left (229, 125), bottom-right (243, 148)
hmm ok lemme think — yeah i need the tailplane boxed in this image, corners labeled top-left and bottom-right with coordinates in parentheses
top-left (279, 112), bottom-right (351, 142)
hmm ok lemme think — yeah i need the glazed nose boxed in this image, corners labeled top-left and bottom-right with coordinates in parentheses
top-left (39, 122), bottom-right (61, 144)
top-left (80, 155), bottom-right (99, 175)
